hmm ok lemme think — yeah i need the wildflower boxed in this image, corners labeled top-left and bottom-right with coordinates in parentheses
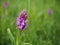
top-left (48, 8), bottom-right (52, 15)
top-left (16, 9), bottom-right (28, 30)
top-left (4, 1), bottom-right (9, 8)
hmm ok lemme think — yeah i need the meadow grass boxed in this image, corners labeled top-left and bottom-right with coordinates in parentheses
top-left (0, 0), bottom-right (60, 45)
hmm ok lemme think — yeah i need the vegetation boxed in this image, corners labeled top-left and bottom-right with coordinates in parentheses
top-left (0, 0), bottom-right (60, 45)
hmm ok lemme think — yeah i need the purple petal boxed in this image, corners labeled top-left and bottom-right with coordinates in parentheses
top-left (17, 20), bottom-right (21, 25)
top-left (24, 24), bottom-right (28, 29)
top-left (25, 20), bottom-right (28, 23)
top-left (21, 20), bottom-right (24, 25)
top-left (18, 25), bottom-right (23, 30)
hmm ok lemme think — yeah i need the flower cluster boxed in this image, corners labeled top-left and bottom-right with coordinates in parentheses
top-left (16, 9), bottom-right (28, 30)
top-left (48, 8), bottom-right (52, 15)
top-left (4, 1), bottom-right (9, 8)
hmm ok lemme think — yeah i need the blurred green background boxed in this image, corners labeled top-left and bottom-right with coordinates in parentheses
top-left (0, 0), bottom-right (60, 45)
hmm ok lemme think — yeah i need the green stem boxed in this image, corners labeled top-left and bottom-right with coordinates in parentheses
top-left (16, 30), bottom-right (22, 45)
top-left (28, 0), bottom-right (30, 12)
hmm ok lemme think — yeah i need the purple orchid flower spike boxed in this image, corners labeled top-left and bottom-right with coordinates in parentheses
top-left (16, 9), bottom-right (28, 30)
top-left (4, 1), bottom-right (9, 8)
top-left (48, 8), bottom-right (52, 15)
